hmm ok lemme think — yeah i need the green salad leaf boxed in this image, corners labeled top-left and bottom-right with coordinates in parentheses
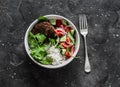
top-left (30, 45), bottom-right (47, 60)
top-left (40, 57), bottom-right (53, 65)
top-left (49, 38), bottom-right (55, 45)
top-left (28, 32), bottom-right (39, 49)
top-left (37, 16), bottom-right (49, 22)
top-left (35, 33), bottom-right (46, 44)
top-left (28, 32), bottom-right (52, 65)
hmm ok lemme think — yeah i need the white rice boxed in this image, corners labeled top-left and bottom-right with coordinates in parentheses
top-left (47, 46), bottom-right (65, 65)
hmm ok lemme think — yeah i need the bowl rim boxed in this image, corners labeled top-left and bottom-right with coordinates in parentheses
top-left (24, 14), bottom-right (80, 69)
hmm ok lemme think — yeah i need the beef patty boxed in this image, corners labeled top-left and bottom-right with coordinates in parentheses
top-left (32, 22), bottom-right (55, 38)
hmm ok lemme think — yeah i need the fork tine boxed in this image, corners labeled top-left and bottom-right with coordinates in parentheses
top-left (79, 14), bottom-right (88, 29)
top-left (84, 15), bottom-right (88, 29)
top-left (79, 15), bottom-right (84, 29)
top-left (79, 15), bottom-right (82, 29)
top-left (83, 15), bottom-right (86, 29)
top-left (82, 15), bottom-right (84, 29)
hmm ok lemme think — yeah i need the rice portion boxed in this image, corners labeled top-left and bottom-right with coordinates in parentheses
top-left (47, 46), bottom-right (65, 65)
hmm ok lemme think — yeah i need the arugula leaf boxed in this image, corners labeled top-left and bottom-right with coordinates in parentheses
top-left (28, 32), bottom-right (39, 49)
top-left (37, 16), bottom-right (49, 22)
top-left (39, 57), bottom-right (53, 65)
top-left (35, 33), bottom-right (46, 44)
top-left (28, 31), bottom-right (54, 65)
top-left (49, 38), bottom-right (55, 45)
top-left (30, 45), bottom-right (47, 61)
top-left (55, 44), bottom-right (61, 49)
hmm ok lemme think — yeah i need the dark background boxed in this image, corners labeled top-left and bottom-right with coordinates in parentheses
top-left (0, 0), bottom-right (120, 87)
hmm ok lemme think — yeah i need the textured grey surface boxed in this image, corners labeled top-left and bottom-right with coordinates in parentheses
top-left (0, 0), bottom-right (120, 87)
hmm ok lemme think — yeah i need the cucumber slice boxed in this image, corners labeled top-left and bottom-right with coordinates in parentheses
top-left (61, 49), bottom-right (66, 55)
top-left (62, 19), bottom-right (69, 25)
top-left (55, 37), bottom-right (60, 47)
top-left (49, 19), bottom-right (56, 25)
top-left (56, 37), bottom-right (60, 43)
top-left (68, 32), bottom-right (75, 44)
top-left (60, 35), bottom-right (66, 42)
top-left (70, 29), bottom-right (75, 35)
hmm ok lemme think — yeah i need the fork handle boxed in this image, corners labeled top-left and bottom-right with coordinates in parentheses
top-left (83, 35), bottom-right (91, 73)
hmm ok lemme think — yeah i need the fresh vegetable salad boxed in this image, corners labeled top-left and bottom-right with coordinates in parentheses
top-left (28, 16), bottom-right (76, 65)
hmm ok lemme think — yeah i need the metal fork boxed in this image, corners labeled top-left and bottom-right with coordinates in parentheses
top-left (79, 14), bottom-right (91, 73)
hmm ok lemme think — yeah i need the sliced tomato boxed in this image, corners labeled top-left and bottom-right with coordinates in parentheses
top-left (54, 29), bottom-right (63, 37)
top-left (71, 46), bottom-right (75, 54)
top-left (66, 35), bottom-right (71, 43)
top-left (60, 25), bottom-right (71, 32)
top-left (64, 51), bottom-right (71, 58)
top-left (65, 35), bottom-right (73, 46)
top-left (60, 42), bottom-right (69, 48)
top-left (64, 26), bottom-right (71, 32)
top-left (60, 25), bottom-right (65, 28)
top-left (64, 46), bottom-right (75, 58)
top-left (56, 32), bottom-right (63, 37)
top-left (56, 19), bottom-right (62, 27)
top-left (55, 29), bottom-right (62, 32)
top-left (56, 28), bottom-right (66, 35)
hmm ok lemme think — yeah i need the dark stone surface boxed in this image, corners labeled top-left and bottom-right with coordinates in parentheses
top-left (0, 0), bottom-right (120, 87)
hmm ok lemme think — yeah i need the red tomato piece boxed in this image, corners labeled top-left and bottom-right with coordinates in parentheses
top-left (54, 29), bottom-right (63, 37)
top-left (64, 51), bottom-right (71, 58)
top-left (60, 25), bottom-right (65, 28)
top-left (66, 35), bottom-right (71, 43)
top-left (56, 32), bottom-right (63, 37)
top-left (56, 19), bottom-right (62, 27)
top-left (65, 36), bottom-right (73, 46)
top-left (60, 42), bottom-right (69, 48)
top-left (64, 26), bottom-right (71, 32)
top-left (71, 46), bottom-right (75, 54)
top-left (60, 25), bottom-right (71, 32)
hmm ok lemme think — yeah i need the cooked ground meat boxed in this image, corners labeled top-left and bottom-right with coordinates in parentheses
top-left (32, 22), bottom-right (55, 38)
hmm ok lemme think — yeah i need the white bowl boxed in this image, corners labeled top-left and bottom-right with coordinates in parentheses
top-left (24, 14), bottom-right (80, 69)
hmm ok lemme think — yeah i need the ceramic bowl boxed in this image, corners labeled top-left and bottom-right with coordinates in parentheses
top-left (24, 14), bottom-right (80, 69)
